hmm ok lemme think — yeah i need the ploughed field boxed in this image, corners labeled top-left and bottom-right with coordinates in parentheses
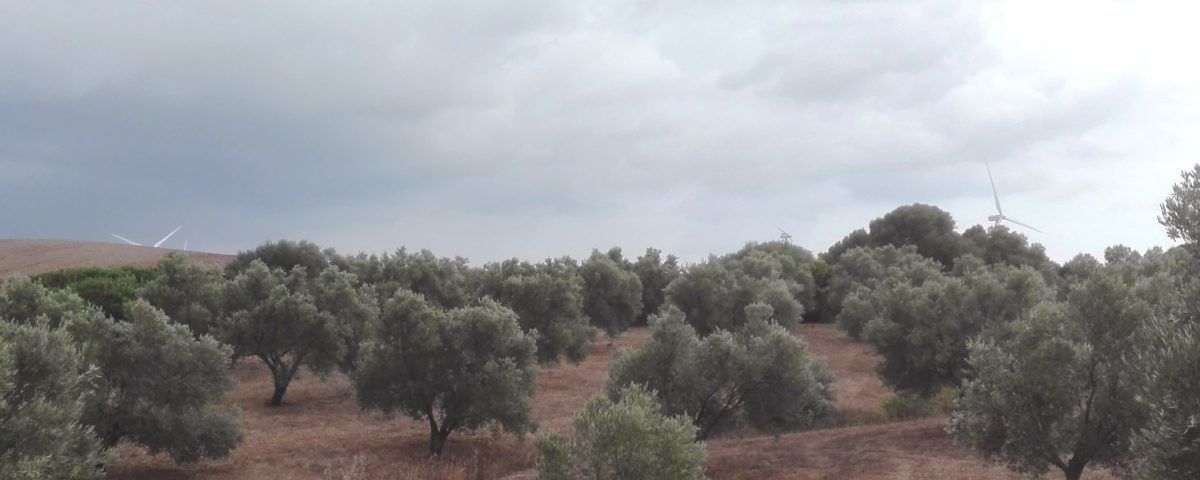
top-left (0, 239), bottom-right (231, 277)
top-left (107, 324), bottom-right (1114, 480)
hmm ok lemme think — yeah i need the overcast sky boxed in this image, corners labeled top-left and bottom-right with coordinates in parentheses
top-left (2, 1), bottom-right (1198, 264)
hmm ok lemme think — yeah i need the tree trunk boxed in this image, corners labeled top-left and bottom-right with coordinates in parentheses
top-left (428, 424), bottom-right (451, 456)
top-left (269, 381), bottom-right (288, 407)
top-left (1062, 460), bottom-right (1087, 480)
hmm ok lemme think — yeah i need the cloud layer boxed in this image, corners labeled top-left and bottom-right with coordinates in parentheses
top-left (2, 0), bottom-right (1197, 263)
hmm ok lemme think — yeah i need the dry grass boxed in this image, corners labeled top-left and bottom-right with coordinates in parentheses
top-left (106, 324), bottom-right (1120, 479)
top-left (0, 239), bottom-right (230, 278)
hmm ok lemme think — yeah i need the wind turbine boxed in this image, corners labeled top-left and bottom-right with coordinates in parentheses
top-left (110, 225), bottom-right (184, 248)
top-left (775, 225), bottom-right (794, 245)
top-left (985, 163), bottom-right (1041, 233)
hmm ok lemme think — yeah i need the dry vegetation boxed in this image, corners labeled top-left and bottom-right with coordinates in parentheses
top-left (0, 240), bottom-right (231, 277)
top-left (106, 324), bottom-right (1115, 480)
top-left (3, 241), bottom-right (1116, 479)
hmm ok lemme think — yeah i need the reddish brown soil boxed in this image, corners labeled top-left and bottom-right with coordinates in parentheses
top-left (0, 239), bottom-right (231, 277)
top-left (4, 241), bottom-right (1114, 479)
top-left (104, 325), bottom-right (1118, 480)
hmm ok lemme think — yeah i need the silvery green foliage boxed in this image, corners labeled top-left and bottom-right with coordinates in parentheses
top-left (475, 258), bottom-right (595, 364)
top-left (827, 245), bottom-right (942, 334)
top-left (1160, 164), bottom-right (1200, 247)
top-left (580, 251), bottom-right (643, 336)
top-left (69, 300), bottom-right (241, 463)
top-left (310, 267), bottom-right (379, 373)
top-left (1131, 317), bottom-right (1200, 479)
top-left (355, 291), bottom-right (537, 456)
top-left (633, 248), bottom-right (681, 325)
top-left (333, 248), bottom-right (473, 309)
top-left (220, 260), bottom-right (346, 406)
top-left (139, 252), bottom-right (223, 337)
top-left (949, 271), bottom-right (1148, 480)
top-left (665, 252), bottom-right (811, 336)
top-left (0, 277), bottom-right (89, 328)
top-left (607, 305), bottom-right (833, 440)
top-left (227, 239), bottom-right (331, 279)
top-left (0, 322), bottom-right (105, 480)
top-left (723, 242), bottom-right (819, 321)
top-left (537, 384), bottom-right (707, 480)
top-left (861, 263), bottom-right (1048, 395)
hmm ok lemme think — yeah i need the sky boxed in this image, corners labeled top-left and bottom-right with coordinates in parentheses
top-left (2, 1), bottom-right (1198, 264)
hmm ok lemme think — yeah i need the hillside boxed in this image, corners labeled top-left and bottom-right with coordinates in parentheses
top-left (0, 239), bottom-right (232, 277)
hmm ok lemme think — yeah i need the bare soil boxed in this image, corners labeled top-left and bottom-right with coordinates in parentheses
top-left (0, 239), bottom-right (231, 277)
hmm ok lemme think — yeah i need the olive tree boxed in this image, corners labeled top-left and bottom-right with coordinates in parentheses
top-left (863, 264), bottom-right (1047, 395)
top-left (139, 252), bottom-right (223, 337)
top-left (608, 305), bottom-right (833, 440)
top-left (949, 271), bottom-right (1148, 480)
top-left (0, 277), bottom-right (89, 328)
top-left (633, 248), bottom-right (680, 325)
top-left (69, 301), bottom-right (241, 462)
top-left (537, 384), bottom-right (707, 480)
top-left (220, 261), bottom-right (344, 406)
top-left (580, 251), bottom-right (643, 336)
top-left (226, 239), bottom-right (331, 278)
top-left (355, 291), bottom-right (537, 456)
top-left (476, 259), bottom-right (595, 364)
top-left (0, 322), bottom-right (105, 480)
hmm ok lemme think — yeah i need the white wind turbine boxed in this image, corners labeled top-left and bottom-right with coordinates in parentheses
top-left (985, 163), bottom-right (1041, 233)
top-left (110, 225), bottom-right (184, 248)
top-left (776, 225), bottom-right (794, 245)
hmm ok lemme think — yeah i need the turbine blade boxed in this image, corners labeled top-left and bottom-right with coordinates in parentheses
top-left (775, 224), bottom-right (791, 236)
top-left (986, 162), bottom-right (1004, 216)
top-left (1003, 217), bottom-right (1042, 233)
top-left (110, 234), bottom-right (141, 246)
top-left (154, 225), bottom-right (183, 248)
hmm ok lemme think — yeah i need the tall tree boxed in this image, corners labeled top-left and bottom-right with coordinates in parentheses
top-left (476, 259), bottom-right (595, 364)
top-left (139, 252), bottom-right (223, 337)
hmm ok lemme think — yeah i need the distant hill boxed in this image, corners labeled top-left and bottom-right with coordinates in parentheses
top-left (0, 239), bottom-right (232, 277)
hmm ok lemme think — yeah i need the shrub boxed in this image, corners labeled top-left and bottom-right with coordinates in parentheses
top-left (34, 267), bottom-right (156, 320)
top-left (607, 305), bottom-right (834, 440)
top-left (881, 394), bottom-right (937, 421)
top-left (580, 251), bottom-right (643, 336)
top-left (537, 385), bottom-right (706, 480)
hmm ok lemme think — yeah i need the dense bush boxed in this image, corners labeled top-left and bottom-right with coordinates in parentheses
top-left (0, 322), bottom-right (105, 480)
top-left (139, 253), bottom-right (223, 337)
top-left (607, 305), bottom-right (833, 440)
top-left (632, 247), bottom-right (680, 325)
top-left (226, 239), bottom-right (332, 279)
top-left (580, 251), bottom-right (643, 336)
top-left (860, 263), bottom-right (1048, 395)
top-left (70, 301), bottom-right (241, 462)
top-left (475, 259), bottom-right (595, 364)
top-left (537, 385), bottom-right (706, 480)
top-left (355, 291), bottom-right (537, 456)
top-left (34, 266), bottom-right (157, 320)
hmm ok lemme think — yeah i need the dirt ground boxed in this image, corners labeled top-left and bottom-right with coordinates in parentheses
top-left (0, 239), bottom-right (231, 277)
top-left (103, 324), bottom-right (1117, 480)
top-left (3, 240), bottom-right (1114, 479)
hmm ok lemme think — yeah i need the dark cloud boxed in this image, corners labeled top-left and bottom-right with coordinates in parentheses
top-left (1, 1), bottom-right (1195, 262)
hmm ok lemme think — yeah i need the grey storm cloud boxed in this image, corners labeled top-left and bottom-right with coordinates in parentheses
top-left (1, 0), bottom-right (1197, 263)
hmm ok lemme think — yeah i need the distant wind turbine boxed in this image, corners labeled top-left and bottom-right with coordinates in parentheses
top-left (985, 163), bottom-right (1041, 233)
top-left (110, 225), bottom-right (184, 248)
top-left (775, 225), bottom-right (793, 245)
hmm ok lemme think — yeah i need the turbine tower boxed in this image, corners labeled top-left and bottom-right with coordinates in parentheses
top-left (110, 225), bottom-right (184, 248)
top-left (776, 225), bottom-right (793, 245)
top-left (985, 163), bottom-right (1041, 233)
